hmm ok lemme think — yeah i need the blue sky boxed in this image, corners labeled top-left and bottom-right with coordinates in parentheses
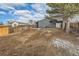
top-left (0, 3), bottom-right (47, 23)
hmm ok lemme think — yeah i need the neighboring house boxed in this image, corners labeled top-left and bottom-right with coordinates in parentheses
top-left (68, 16), bottom-right (79, 32)
top-left (8, 21), bottom-right (27, 27)
top-left (36, 19), bottom-right (63, 28)
top-left (7, 20), bottom-right (28, 33)
top-left (28, 20), bottom-right (37, 28)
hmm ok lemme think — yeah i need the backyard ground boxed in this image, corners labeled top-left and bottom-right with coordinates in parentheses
top-left (0, 28), bottom-right (79, 56)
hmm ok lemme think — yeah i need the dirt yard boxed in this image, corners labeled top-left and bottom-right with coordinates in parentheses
top-left (0, 28), bottom-right (79, 56)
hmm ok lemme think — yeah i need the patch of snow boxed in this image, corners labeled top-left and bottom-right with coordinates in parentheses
top-left (51, 38), bottom-right (79, 55)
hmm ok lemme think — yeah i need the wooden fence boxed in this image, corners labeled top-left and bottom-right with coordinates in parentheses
top-left (0, 25), bottom-right (9, 36)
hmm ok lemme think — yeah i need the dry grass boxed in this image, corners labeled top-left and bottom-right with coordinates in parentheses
top-left (0, 28), bottom-right (79, 56)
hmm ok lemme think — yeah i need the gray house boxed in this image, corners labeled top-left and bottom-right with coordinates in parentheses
top-left (36, 19), bottom-right (63, 28)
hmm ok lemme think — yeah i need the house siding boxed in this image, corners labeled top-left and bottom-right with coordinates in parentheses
top-left (38, 19), bottom-right (56, 28)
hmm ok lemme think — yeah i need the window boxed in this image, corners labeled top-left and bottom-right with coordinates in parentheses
top-left (49, 21), bottom-right (53, 23)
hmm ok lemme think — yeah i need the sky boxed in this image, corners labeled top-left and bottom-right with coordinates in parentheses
top-left (0, 3), bottom-right (48, 24)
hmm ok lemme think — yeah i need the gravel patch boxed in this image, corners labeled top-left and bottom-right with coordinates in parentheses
top-left (51, 38), bottom-right (79, 55)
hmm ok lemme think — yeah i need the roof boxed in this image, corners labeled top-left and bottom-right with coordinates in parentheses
top-left (37, 18), bottom-right (63, 23)
top-left (8, 20), bottom-right (28, 25)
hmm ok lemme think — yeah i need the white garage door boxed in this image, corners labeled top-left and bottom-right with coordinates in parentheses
top-left (56, 23), bottom-right (61, 28)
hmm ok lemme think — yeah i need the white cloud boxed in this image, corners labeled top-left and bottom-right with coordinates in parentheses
top-left (0, 4), bottom-right (15, 10)
top-left (14, 10), bottom-right (31, 15)
top-left (0, 4), bottom-right (16, 15)
top-left (14, 10), bottom-right (33, 19)
top-left (32, 4), bottom-right (43, 12)
top-left (17, 13), bottom-right (45, 22)
top-left (0, 11), bottom-right (6, 15)
top-left (13, 4), bottom-right (47, 23)
top-left (1, 3), bottom-right (47, 23)
top-left (13, 10), bottom-right (33, 23)
top-left (5, 3), bottom-right (27, 6)
top-left (31, 3), bottom-right (47, 21)
top-left (33, 13), bottom-right (45, 18)
top-left (17, 17), bottom-right (29, 23)
top-left (31, 3), bottom-right (47, 14)
top-left (14, 9), bottom-right (45, 22)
